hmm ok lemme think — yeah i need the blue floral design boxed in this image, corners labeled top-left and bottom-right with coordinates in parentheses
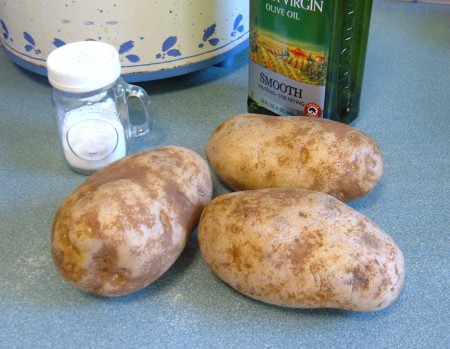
top-left (1, 19), bottom-right (10, 41)
top-left (156, 36), bottom-right (182, 59)
top-left (23, 32), bottom-right (41, 54)
top-left (199, 24), bottom-right (220, 49)
top-left (53, 38), bottom-right (66, 48)
top-left (119, 40), bottom-right (141, 63)
top-left (231, 14), bottom-right (245, 37)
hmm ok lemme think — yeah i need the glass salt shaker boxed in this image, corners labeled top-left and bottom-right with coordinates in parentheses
top-left (47, 41), bottom-right (155, 175)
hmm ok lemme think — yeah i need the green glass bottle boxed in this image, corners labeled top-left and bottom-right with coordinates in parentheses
top-left (247, 0), bottom-right (373, 124)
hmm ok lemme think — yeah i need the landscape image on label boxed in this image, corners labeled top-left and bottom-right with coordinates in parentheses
top-left (250, 28), bottom-right (327, 86)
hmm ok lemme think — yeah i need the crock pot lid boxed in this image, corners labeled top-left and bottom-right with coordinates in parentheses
top-left (47, 41), bottom-right (121, 93)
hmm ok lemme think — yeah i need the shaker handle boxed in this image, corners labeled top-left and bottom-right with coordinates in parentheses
top-left (125, 83), bottom-right (155, 137)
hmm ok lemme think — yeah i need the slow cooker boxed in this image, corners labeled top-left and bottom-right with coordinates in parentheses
top-left (0, 1), bottom-right (249, 82)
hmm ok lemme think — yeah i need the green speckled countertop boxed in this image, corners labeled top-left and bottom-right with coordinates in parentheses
top-left (1, 1), bottom-right (449, 348)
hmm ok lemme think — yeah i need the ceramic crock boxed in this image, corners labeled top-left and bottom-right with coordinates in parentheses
top-left (0, 1), bottom-right (249, 81)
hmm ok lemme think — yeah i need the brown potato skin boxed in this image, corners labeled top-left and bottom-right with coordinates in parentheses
top-left (198, 189), bottom-right (405, 311)
top-left (205, 114), bottom-right (384, 202)
top-left (51, 146), bottom-right (212, 296)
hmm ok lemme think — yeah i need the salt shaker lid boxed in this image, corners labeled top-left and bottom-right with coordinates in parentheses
top-left (47, 41), bottom-right (121, 93)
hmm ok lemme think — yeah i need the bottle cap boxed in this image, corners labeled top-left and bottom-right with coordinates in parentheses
top-left (47, 41), bottom-right (121, 93)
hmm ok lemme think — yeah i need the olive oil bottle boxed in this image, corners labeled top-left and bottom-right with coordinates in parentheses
top-left (247, 0), bottom-right (373, 123)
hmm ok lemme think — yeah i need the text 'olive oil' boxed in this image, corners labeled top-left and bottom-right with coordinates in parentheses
top-left (247, 0), bottom-right (373, 123)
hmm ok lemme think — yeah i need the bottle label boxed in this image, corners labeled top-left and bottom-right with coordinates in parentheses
top-left (248, 0), bottom-right (332, 117)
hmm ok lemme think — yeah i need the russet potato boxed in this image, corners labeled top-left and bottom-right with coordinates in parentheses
top-left (51, 146), bottom-right (212, 296)
top-left (198, 188), bottom-right (405, 311)
top-left (205, 114), bottom-right (384, 202)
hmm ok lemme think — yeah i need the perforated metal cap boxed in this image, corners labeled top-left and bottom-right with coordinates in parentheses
top-left (47, 41), bottom-right (121, 93)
